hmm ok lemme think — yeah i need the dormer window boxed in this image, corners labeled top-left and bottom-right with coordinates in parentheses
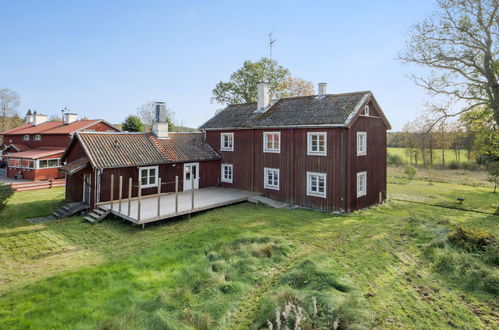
top-left (220, 133), bottom-right (234, 151)
top-left (23, 135), bottom-right (29, 141)
top-left (364, 105), bottom-right (370, 116)
top-left (34, 135), bottom-right (41, 141)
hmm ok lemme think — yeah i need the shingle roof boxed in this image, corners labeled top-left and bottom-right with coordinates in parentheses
top-left (73, 132), bottom-right (220, 169)
top-left (1, 120), bottom-right (116, 135)
top-left (77, 132), bottom-right (166, 168)
top-left (155, 133), bottom-right (221, 163)
top-left (199, 91), bottom-right (376, 130)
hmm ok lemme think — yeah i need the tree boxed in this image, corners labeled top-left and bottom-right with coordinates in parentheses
top-left (459, 106), bottom-right (498, 162)
top-left (488, 163), bottom-right (499, 193)
top-left (400, 0), bottom-right (499, 126)
top-left (122, 115), bottom-right (144, 132)
top-left (212, 58), bottom-right (314, 105)
top-left (0, 89), bottom-right (20, 131)
top-left (137, 102), bottom-right (175, 132)
top-left (280, 77), bottom-right (315, 98)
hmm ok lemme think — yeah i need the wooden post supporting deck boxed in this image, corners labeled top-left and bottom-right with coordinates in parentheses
top-left (137, 180), bottom-right (142, 222)
top-left (157, 177), bottom-right (161, 218)
top-left (127, 178), bottom-right (132, 217)
top-left (118, 176), bottom-right (123, 213)
top-left (191, 176), bottom-right (195, 209)
top-left (110, 174), bottom-right (114, 210)
top-left (175, 176), bottom-right (179, 213)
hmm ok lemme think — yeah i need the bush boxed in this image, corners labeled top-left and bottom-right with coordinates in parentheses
top-left (448, 226), bottom-right (496, 253)
top-left (0, 184), bottom-right (14, 209)
top-left (404, 166), bottom-right (416, 180)
top-left (447, 160), bottom-right (460, 170)
top-left (387, 153), bottom-right (404, 166)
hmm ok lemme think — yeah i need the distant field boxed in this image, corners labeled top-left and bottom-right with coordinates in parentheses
top-left (388, 147), bottom-right (469, 164)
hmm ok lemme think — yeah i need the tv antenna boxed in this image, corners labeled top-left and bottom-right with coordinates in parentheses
top-left (268, 31), bottom-right (276, 60)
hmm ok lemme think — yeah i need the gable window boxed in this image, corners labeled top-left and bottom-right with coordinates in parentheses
top-left (264, 168), bottom-right (279, 190)
top-left (139, 166), bottom-right (158, 188)
top-left (307, 132), bottom-right (327, 156)
top-left (220, 133), bottom-right (234, 151)
top-left (38, 158), bottom-right (60, 168)
top-left (364, 105), bottom-right (370, 116)
top-left (34, 135), bottom-right (41, 141)
top-left (221, 164), bottom-right (233, 183)
top-left (263, 132), bottom-right (280, 153)
top-left (357, 171), bottom-right (367, 197)
top-left (307, 172), bottom-right (327, 198)
top-left (23, 135), bottom-right (29, 141)
top-left (357, 132), bottom-right (367, 156)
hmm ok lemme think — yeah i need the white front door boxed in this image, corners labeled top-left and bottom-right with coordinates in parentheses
top-left (183, 162), bottom-right (199, 190)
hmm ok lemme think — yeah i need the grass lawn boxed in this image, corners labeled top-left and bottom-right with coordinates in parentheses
top-left (0, 170), bottom-right (498, 329)
top-left (388, 147), bottom-right (469, 165)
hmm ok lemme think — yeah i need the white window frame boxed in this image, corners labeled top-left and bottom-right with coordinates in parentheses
top-left (34, 135), bottom-right (41, 141)
top-left (220, 133), bottom-right (234, 151)
top-left (307, 172), bottom-right (327, 198)
top-left (22, 135), bottom-right (29, 141)
top-left (357, 132), bottom-right (367, 156)
top-left (37, 158), bottom-right (61, 169)
top-left (221, 163), bottom-right (233, 183)
top-left (264, 167), bottom-right (280, 190)
top-left (364, 105), bottom-right (370, 116)
top-left (357, 171), bottom-right (367, 197)
top-left (139, 165), bottom-right (159, 188)
top-left (263, 132), bottom-right (281, 153)
top-left (307, 132), bottom-right (327, 156)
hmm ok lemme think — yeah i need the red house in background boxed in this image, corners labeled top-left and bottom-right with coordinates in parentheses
top-left (0, 112), bottom-right (118, 180)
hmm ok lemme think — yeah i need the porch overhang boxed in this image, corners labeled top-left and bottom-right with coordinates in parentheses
top-left (60, 157), bottom-right (90, 175)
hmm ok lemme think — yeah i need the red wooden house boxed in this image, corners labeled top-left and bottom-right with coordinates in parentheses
top-left (61, 83), bottom-right (390, 215)
top-left (199, 82), bottom-right (391, 212)
top-left (1, 112), bottom-right (118, 180)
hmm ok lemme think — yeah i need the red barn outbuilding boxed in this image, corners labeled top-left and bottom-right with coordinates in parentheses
top-left (1, 113), bottom-right (118, 180)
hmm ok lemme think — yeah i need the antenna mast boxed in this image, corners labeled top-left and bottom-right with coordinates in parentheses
top-left (268, 31), bottom-right (276, 60)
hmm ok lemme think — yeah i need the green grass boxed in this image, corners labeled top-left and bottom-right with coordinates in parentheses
top-left (388, 147), bottom-right (469, 165)
top-left (0, 170), bottom-right (498, 329)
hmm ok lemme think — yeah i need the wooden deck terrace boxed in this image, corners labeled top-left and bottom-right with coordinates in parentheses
top-left (98, 187), bottom-right (257, 226)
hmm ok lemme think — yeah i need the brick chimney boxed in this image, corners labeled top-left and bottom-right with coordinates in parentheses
top-left (33, 114), bottom-right (48, 126)
top-left (152, 102), bottom-right (169, 139)
top-left (64, 113), bottom-right (78, 124)
top-left (318, 82), bottom-right (327, 97)
top-left (257, 82), bottom-right (270, 111)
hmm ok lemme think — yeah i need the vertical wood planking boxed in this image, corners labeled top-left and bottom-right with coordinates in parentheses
top-left (127, 177), bottom-right (132, 217)
top-left (110, 174), bottom-right (114, 210)
top-left (118, 176), bottom-right (123, 213)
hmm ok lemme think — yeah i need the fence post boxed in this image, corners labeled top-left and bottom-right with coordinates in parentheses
top-left (137, 179), bottom-right (142, 222)
top-left (110, 174), bottom-right (114, 210)
top-left (118, 176), bottom-right (123, 213)
top-left (191, 175), bottom-right (194, 210)
top-left (157, 177), bottom-right (161, 218)
top-left (127, 178), bottom-right (132, 217)
top-left (175, 176), bottom-right (179, 213)
top-left (49, 179), bottom-right (53, 189)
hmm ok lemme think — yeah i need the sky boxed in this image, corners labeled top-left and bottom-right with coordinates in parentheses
top-left (0, 0), bottom-right (438, 131)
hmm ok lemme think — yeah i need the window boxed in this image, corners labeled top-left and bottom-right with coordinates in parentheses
top-left (307, 132), bottom-right (327, 156)
top-left (307, 172), bottom-right (327, 198)
top-left (357, 171), bottom-right (367, 197)
top-left (264, 168), bottom-right (279, 190)
top-left (34, 135), bottom-right (41, 141)
top-left (263, 132), bottom-right (280, 153)
top-left (364, 105), bottom-right (370, 116)
top-left (220, 133), bottom-right (234, 151)
top-left (221, 164), bottom-right (233, 183)
top-left (357, 132), bottom-right (367, 156)
top-left (139, 166), bottom-right (158, 188)
top-left (38, 158), bottom-right (60, 168)
top-left (23, 135), bottom-right (29, 141)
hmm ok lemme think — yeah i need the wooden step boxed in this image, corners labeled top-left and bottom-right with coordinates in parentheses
top-left (84, 216), bottom-right (97, 223)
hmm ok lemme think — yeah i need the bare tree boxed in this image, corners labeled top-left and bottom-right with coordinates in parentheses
top-left (400, 0), bottom-right (499, 126)
top-left (0, 89), bottom-right (20, 132)
top-left (136, 102), bottom-right (175, 132)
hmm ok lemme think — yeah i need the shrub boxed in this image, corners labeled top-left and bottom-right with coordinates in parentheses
top-left (404, 166), bottom-right (416, 180)
top-left (387, 153), bottom-right (404, 166)
top-left (448, 226), bottom-right (496, 253)
top-left (0, 184), bottom-right (14, 209)
top-left (447, 160), bottom-right (460, 170)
